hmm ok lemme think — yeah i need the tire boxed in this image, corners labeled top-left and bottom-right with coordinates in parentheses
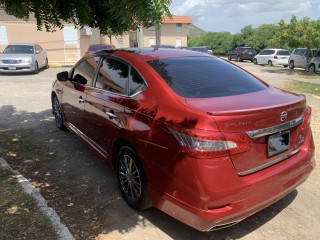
top-left (45, 58), bottom-right (49, 69)
top-left (117, 146), bottom-right (151, 210)
top-left (289, 61), bottom-right (294, 69)
top-left (52, 96), bottom-right (66, 130)
top-left (34, 62), bottom-right (39, 74)
top-left (309, 64), bottom-right (315, 74)
top-left (268, 60), bottom-right (273, 66)
top-left (253, 58), bottom-right (257, 65)
top-left (284, 65), bottom-right (288, 68)
top-left (237, 56), bottom-right (242, 62)
top-left (228, 55), bottom-right (231, 60)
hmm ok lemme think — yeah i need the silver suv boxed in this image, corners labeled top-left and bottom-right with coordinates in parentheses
top-left (308, 50), bottom-right (320, 74)
top-left (288, 48), bottom-right (316, 70)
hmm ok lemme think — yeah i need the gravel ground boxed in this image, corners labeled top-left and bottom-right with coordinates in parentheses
top-left (0, 63), bottom-right (319, 240)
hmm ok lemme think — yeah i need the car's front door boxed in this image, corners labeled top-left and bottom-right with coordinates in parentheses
top-left (85, 57), bottom-right (129, 160)
top-left (61, 57), bottom-right (99, 134)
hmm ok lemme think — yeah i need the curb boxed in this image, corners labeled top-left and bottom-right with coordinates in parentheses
top-left (49, 64), bottom-right (74, 68)
top-left (0, 158), bottom-right (74, 240)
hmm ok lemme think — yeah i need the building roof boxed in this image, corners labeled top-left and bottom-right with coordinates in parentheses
top-left (162, 16), bottom-right (192, 24)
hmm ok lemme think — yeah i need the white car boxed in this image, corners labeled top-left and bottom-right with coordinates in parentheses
top-left (0, 43), bottom-right (48, 74)
top-left (308, 50), bottom-right (320, 74)
top-left (253, 49), bottom-right (290, 67)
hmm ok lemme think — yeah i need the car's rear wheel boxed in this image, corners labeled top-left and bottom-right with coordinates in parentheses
top-left (253, 58), bottom-right (257, 65)
top-left (289, 61), bottom-right (294, 69)
top-left (34, 62), bottom-right (39, 74)
top-left (237, 56), bottom-right (242, 62)
top-left (309, 64), bottom-right (316, 74)
top-left (117, 146), bottom-right (151, 210)
top-left (268, 60), bottom-right (273, 66)
top-left (52, 96), bottom-right (66, 130)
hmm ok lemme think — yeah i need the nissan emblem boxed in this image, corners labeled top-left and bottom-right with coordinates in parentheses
top-left (280, 111), bottom-right (288, 122)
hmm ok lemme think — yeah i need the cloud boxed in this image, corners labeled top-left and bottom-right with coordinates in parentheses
top-left (172, 0), bottom-right (312, 16)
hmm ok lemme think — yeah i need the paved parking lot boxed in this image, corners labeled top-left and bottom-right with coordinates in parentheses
top-left (0, 63), bottom-right (319, 240)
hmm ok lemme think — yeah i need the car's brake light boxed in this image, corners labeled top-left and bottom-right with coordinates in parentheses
top-left (297, 106), bottom-right (312, 145)
top-left (301, 106), bottom-right (312, 131)
top-left (274, 55), bottom-right (278, 59)
top-left (169, 128), bottom-right (251, 158)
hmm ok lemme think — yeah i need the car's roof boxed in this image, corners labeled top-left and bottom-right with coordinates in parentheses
top-left (263, 48), bottom-right (289, 51)
top-left (92, 48), bottom-right (212, 61)
top-left (6, 43), bottom-right (37, 46)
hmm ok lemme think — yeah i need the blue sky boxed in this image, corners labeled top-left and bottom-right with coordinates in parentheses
top-left (169, 0), bottom-right (320, 33)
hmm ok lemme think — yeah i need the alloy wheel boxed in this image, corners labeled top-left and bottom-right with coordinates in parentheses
top-left (53, 97), bottom-right (64, 129)
top-left (118, 154), bottom-right (142, 202)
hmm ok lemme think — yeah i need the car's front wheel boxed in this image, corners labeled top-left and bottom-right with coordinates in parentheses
top-left (289, 61), bottom-right (294, 69)
top-left (117, 146), bottom-right (151, 210)
top-left (228, 55), bottom-right (231, 60)
top-left (45, 58), bottom-right (49, 69)
top-left (237, 56), bottom-right (242, 62)
top-left (253, 58), bottom-right (257, 65)
top-left (52, 96), bottom-right (66, 130)
top-left (268, 60), bottom-right (273, 66)
top-left (34, 62), bottom-right (39, 74)
top-left (309, 64), bottom-right (316, 74)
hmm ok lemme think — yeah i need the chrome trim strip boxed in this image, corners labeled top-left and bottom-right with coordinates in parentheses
top-left (137, 139), bottom-right (168, 150)
top-left (246, 115), bottom-right (304, 139)
top-left (238, 147), bottom-right (302, 176)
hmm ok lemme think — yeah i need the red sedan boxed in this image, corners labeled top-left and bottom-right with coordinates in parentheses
top-left (51, 48), bottom-right (315, 231)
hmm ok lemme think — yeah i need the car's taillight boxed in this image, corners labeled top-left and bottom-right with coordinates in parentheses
top-left (298, 106), bottom-right (312, 145)
top-left (274, 55), bottom-right (278, 59)
top-left (169, 128), bottom-right (251, 158)
top-left (301, 106), bottom-right (312, 131)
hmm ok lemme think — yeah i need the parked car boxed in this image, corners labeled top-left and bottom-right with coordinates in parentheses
top-left (0, 43), bottom-right (48, 73)
top-left (177, 46), bottom-right (187, 50)
top-left (288, 48), bottom-right (317, 70)
top-left (150, 44), bottom-right (175, 49)
top-left (85, 44), bottom-right (115, 55)
top-left (228, 47), bottom-right (256, 62)
top-left (51, 48), bottom-right (314, 232)
top-left (187, 46), bottom-right (211, 54)
top-left (253, 49), bottom-right (290, 67)
top-left (308, 50), bottom-right (320, 74)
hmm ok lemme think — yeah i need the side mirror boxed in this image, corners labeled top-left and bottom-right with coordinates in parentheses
top-left (57, 71), bottom-right (69, 81)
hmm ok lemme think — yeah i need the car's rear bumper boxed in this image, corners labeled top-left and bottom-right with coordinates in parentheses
top-left (150, 130), bottom-right (315, 231)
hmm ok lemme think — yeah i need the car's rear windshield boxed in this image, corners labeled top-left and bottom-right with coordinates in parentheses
top-left (277, 50), bottom-right (290, 55)
top-left (89, 45), bottom-right (113, 51)
top-left (147, 57), bottom-right (267, 98)
top-left (3, 45), bottom-right (34, 54)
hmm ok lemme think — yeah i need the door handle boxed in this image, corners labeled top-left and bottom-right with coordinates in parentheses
top-left (77, 96), bottom-right (85, 103)
top-left (106, 110), bottom-right (118, 119)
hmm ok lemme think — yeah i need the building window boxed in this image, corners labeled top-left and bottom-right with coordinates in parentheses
top-left (176, 23), bottom-right (182, 33)
top-left (117, 38), bottom-right (124, 48)
top-left (148, 26), bottom-right (155, 31)
top-left (0, 26), bottom-right (8, 45)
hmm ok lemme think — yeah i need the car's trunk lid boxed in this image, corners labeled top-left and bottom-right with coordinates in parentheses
top-left (185, 88), bottom-right (307, 175)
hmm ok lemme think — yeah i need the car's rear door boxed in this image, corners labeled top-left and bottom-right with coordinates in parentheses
top-left (61, 57), bottom-right (99, 134)
top-left (84, 56), bottom-right (129, 159)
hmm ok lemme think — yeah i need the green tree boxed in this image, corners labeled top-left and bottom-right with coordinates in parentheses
top-left (272, 16), bottom-right (320, 51)
top-left (0, 0), bottom-right (171, 35)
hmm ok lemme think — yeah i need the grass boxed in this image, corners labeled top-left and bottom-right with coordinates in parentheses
top-left (285, 80), bottom-right (320, 96)
top-left (0, 168), bottom-right (58, 240)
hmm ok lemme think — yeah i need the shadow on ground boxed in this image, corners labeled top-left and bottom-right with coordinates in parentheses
top-left (0, 105), bottom-right (298, 240)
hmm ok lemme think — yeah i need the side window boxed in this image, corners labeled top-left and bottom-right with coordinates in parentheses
top-left (129, 67), bottom-right (147, 95)
top-left (95, 57), bottom-right (128, 94)
top-left (293, 49), bottom-right (299, 55)
top-left (299, 49), bottom-right (306, 56)
top-left (259, 50), bottom-right (266, 55)
top-left (72, 57), bottom-right (99, 86)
